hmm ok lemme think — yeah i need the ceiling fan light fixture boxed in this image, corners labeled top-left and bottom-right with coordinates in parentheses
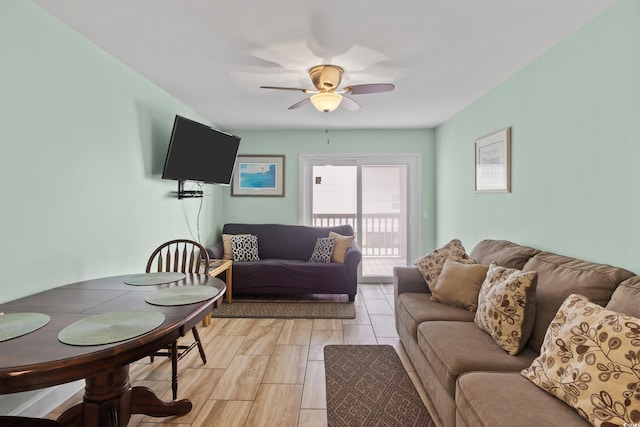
top-left (310, 92), bottom-right (342, 112)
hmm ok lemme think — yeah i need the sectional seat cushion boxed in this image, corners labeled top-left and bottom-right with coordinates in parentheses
top-left (415, 239), bottom-right (475, 292)
top-left (521, 252), bottom-right (635, 352)
top-left (417, 321), bottom-right (538, 396)
top-left (430, 259), bottom-right (489, 311)
top-left (396, 293), bottom-right (476, 340)
top-left (522, 294), bottom-right (640, 427)
top-left (474, 263), bottom-right (538, 355)
top-left (456, 372), bottom-right (591, 427)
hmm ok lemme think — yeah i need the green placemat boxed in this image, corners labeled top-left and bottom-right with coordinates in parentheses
top-left (123, 272), bottom-right (186, 286)
top-left (145, 285), bottom-right (219, 306)
top-left (58, 310), bottom-right (165, 346)
top-left (0, 312), bottom-right (50, 342)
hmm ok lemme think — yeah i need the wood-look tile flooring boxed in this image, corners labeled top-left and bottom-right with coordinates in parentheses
top-left (47, 284), bottom-right (430, 427)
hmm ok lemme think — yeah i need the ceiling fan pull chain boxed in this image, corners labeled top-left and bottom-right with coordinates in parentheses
top-left (325, 114), bottom-right (330, 144)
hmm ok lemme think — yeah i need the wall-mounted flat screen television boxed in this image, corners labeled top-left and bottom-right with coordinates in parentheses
top-left (162, 115), bottom-right (240, 185)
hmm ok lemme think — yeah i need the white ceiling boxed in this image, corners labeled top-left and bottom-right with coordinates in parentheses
top-left (33, 0), bottom-right (614, 131)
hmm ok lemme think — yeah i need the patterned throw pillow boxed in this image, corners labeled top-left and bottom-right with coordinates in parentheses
top-left (222, 233), bottom-right (250, 260)
top-left (230, 235), bottom-right (260, 262)
top-left (474, 263), bottom-right (538, 355)
top-left (414, 239), bottom-right (474, 292)
top-left (309, 237), bottom-right (336, 263)
top-left (521, 294), bottom-right (640, 427)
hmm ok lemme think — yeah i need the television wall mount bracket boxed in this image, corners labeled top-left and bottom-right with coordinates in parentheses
top-left (174, 181), bottom-right (203, 199)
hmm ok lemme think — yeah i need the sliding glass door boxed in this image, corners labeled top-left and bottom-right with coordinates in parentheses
top-left (300, 154), bottom-right (420, 283)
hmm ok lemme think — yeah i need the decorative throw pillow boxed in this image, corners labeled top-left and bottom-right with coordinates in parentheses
top-left (329, 232), bottom-right (355, 263)
top-left (222, 233), bottom-right (249, 260)
top-left (414, 239), bottom-right (474, 292)
top-left (309, 237), bottom-right (336, 263)
top-left (521, 294), bottom-right (640, 427)
top-left (474, 263), bottom-right (538, 355)
top-left (230, 235), bottom-right (260, 262)
top-left (430, 259), bottom-right (489, 311)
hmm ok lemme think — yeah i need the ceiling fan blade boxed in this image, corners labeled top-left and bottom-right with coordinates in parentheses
top-left (261, 86), bottom-right (311, 93)
top-left (344, 83), bottom-right (395, 95)
top-left (341, 96), bottom-right (360, 111)
top-left (288, 98), bottom-right (311, 110)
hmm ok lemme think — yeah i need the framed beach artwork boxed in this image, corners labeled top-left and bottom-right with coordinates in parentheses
top-left (231, 155), bottom-right (285, 196)
top-left (475, 128), bottom-right (511, 193)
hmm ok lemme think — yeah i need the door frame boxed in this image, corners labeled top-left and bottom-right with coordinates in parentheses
top-left (299, 153), bottom-right (421, 283)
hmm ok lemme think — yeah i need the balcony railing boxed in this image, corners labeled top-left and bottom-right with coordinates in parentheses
top-left (312, 213), bottom-right (403, 258)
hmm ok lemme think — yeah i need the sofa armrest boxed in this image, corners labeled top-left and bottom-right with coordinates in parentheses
top-left (206, 242), bottom-right (224, 260)
top-left (394, 266), bottom-right (428, 296)
top-left (344, 240), bottom-right (362, 280)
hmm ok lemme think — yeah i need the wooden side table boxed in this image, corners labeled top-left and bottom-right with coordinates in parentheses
top-left (202, 259), bottom-right (233, 326)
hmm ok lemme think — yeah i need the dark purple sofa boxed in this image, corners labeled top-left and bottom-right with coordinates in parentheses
top-left (207, 223), bottom-right (362, 301)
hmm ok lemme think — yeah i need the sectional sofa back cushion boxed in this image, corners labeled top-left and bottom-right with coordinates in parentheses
top-left (222, 223), bottom-right (354, 261)
top-left (522, 251), bottom-right (635, 352)
top-left (469, 239), bottom-right (540, 270)
top-left (606, 275), bottom-right (640, 317)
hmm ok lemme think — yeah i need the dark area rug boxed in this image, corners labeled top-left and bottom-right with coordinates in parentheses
top-left (324, 345), bottom-right (435, 427)
top-left (211, 298), bottom-right (355, 319)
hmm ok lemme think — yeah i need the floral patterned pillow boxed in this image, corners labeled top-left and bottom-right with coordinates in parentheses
top-left (474, 263), bottom-right (538, 355)
top-left (521, 294), bottom-right (640, 427)
top-left (414, 239), bottom-right (474, 292)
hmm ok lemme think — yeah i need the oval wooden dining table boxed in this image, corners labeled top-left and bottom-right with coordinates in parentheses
top-left (0, 273), bottom-right (226, 427)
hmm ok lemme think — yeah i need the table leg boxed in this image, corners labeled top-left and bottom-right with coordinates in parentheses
top-left (57, 365), bottom-right (191, 427)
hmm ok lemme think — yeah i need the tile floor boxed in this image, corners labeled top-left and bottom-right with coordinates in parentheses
top-left (47, 283), bottom-right (430, 426)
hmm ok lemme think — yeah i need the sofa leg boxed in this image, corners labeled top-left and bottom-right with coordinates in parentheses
top-left (348, 294), bottom-right (355, 302)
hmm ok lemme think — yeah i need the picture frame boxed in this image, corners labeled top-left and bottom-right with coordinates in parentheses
top-left (475, 128), bottom-right (511, 193)
top-left (231, 155), bottom-right (285, 197)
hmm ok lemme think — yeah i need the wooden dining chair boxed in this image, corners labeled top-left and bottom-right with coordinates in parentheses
top-left (146, 239), bottom-right (210, 400)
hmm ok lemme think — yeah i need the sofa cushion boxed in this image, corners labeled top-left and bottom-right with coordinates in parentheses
top-left (469, 239), bottom-right (540, 270)
top-left (606, 275), bottom-right (640, 317)
top-left (417, 321), bottom-right (537, 397)
top-left (222, 223), bottom-right (355, 261)
top-left (474, 263), bottom-right (538, 355)
top-left (230, 259), bottom-right (353, 295)
top-left (396, 293), bottom-right (475, 340)
top-left (522, 294), bottom-right (640, 427)
top-left (309, 237), bottom-right (335, 263)
top-left (522, 252), bottom-right (635, 352)
top-left (329, 231), bottom-right (355, 263)
top-left (456, 372), bottom-right (591, 427)
top-left (230, 235), bottom-right (260, 262)
top-left (415, 239), bottom-right (474, 292)
top-left (430, 259), bottom-right (489, 311)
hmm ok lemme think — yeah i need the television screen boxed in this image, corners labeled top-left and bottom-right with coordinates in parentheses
top-left (162, 115), bottom-right (241, 185)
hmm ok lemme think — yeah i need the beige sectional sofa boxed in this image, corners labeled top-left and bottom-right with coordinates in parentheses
top-left (394, 239), bottom-right (640, 427)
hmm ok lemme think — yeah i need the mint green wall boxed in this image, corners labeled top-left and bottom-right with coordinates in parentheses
top-left (226, 129), bottom-right (436, 252)
top-left (435, 0), bottom-right (640, 272)
top-left (0, 1), bottom-right (224, 305)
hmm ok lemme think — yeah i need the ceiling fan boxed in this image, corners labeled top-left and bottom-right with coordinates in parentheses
top-left (260, 65), bottom-right (395, 113)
